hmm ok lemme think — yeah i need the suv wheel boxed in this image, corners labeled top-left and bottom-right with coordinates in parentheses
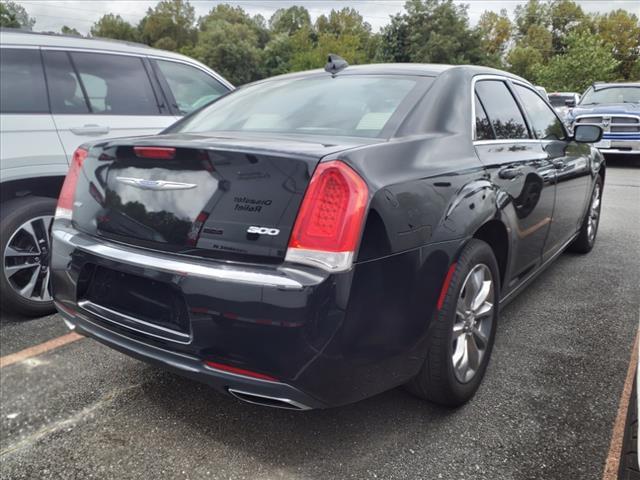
top-left (1, 196), bottom-right (57, 317)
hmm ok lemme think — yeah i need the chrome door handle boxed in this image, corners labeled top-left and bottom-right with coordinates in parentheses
top-left (498, 166), bottom-right (524, 180)
top-left (70, 124), bottom-right (110, 136)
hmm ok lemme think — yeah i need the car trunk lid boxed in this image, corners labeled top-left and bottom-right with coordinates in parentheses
top-left (73, 133), bottom-right (373, 261)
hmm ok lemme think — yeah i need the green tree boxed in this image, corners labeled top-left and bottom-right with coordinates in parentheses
top-left (0, 1), bottom-right (35, 30)
top-left (596, 9), bottom-right (640, 80)
top-left (91, 14), bottom-right (139, 42)
top-left (536, 31), bottom-right (619, 91)
top-left (313, 8), bottom-right (373, 65)
top-left (376, 14), bottom-right (411, 62)
top-left (513, 0), bottom-right (550, 38)
top-left (476, 9), bottom-right (512, 67)
top-left (61, 25), bottom-right (81, 36)
top-left (507, 45), bottom-right (544, 81)
top-left (191, 5), bottom-right (269, 84)
top-left (403, 0), bottom-right (485, 64)
top-left (549, 0), bottom-right (588, 52)
top-left (139, 0), bottom-right (196, 51)
top-left (269, 6), bottom-right (311, 35)
top-left (199, 4), bottom-right (270, 48)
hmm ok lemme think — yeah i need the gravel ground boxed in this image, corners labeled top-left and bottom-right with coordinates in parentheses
top-left (0, 163), bottom-right (638, 480)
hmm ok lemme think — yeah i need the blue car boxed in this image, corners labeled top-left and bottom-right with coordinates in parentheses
top-left (566, 82), bottom-right (640, 157)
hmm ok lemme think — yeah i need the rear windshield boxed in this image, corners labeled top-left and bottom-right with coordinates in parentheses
top-left (548, 94), bottom-right (572, 107)
top-left (171, 75), bottom-right (424, 138)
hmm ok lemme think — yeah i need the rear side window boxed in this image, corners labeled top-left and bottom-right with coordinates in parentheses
top-left (514, 85), bottom-right (566, 140)
top-left (155, 60), bottom-right (229, 115)
top-left (475, 80), bottom-right (530, 140)
top-left (0, 48), bottom-right (49, 113)
top-left (70, 52), bottom-right (160, 115)
top-left (43, 51), bottom-right (90, 114)
top-left (474, 95), bottom-right (494, 140)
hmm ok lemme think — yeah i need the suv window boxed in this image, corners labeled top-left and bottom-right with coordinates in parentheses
top-left (156, 60), bottom-right (228, 115)
top-left (475, 80), bottom-right (530, 140)
top-left (0, 48), bottom-right (49, 114)
top-left (70, 52), bottom-right (160, 115)
top-left (474, 94), bottom-right (494, 140)
top-left (43, 51), bottom-right (90, 114)
top-left (514, 85), bottom-right (566, 140)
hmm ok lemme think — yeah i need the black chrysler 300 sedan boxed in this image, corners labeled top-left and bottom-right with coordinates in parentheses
top-left (50, 62), bottom-right (605, 410)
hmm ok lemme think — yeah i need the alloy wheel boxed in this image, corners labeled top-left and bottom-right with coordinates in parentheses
top-left (587, 183), bottom-right (601, 243)
top-left (3, 215), bottom-right (54, 303)
top-left (452, 264), bottom-right (495, 383)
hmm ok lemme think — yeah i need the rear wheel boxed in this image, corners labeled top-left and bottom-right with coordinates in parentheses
top-left (569, 175), bottom-right (603, 254)
top-left (408, 239), bottom-right (500, 407)
top-left (0, 196), bottom-right (56, 317)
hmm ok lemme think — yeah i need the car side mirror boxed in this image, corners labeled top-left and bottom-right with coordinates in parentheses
top-left (574, 124), bottom-right (603, 143)
top-left (565, 99), bottom-right (576, 108)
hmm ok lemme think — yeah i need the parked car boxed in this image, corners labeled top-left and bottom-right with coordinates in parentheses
top-left (51, 60), bottom-right (605, 410)
top-left (548, 91), bottom-right (580, 122)
top-left (0, 29), bottom-right (233, 316)
top-left (565, 82), bottom-right (640, 157)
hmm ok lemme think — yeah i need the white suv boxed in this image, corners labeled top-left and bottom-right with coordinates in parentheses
top-left (0, 29), bottom-right (233, 316)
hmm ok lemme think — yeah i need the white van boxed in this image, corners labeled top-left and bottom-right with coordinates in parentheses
top-left (0, 29), bottom-right (233, 316)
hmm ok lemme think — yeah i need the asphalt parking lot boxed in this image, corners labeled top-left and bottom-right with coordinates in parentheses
top-left (1, 162), bottom-right (639, 480)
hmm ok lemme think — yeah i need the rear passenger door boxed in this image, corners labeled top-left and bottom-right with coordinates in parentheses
top-left (0, 47), bottom-right (68, 178)
top-left (473, 78), bottom-right (556, 291)
top-left (42, 50), bottom-right (174, 160)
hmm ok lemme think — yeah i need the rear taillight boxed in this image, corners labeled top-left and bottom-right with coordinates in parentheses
top-left (285, 160), bottom-right (368, 272)
top-left (55, 147), bottom-right (88, 220)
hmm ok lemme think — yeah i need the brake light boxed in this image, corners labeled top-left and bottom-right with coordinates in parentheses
top-left (285, 160), bottom-right (368, 272)
top-left (56, 147), bottom-right (88, 220)
top-left (133, 146), bottom-right (176, 159)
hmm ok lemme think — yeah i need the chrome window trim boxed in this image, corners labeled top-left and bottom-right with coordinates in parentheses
top-left (52, 228), bottom-right (304, 290)
top-left (510, 80), bottom-right (569, 140)
top-left (471, 74), bottom-right (539, 143)
top-left (38, 46), bottom-right (234, 90)
top-left (147, 55), bottom-right (234, 90)
top-left (0, 44), bottom-right (39, 49)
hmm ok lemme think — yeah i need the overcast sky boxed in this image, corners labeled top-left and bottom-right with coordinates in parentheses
top-left (18, 0), bottom-right (640, 35)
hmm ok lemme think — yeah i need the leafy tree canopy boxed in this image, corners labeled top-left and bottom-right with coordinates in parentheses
top-left (91, 14), bottom-right (139, 42)
top-left (1, 1), bottom-right (35, 30)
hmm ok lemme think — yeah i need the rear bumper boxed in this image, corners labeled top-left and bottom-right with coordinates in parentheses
top-left (56, 303), bottom-right (323, 410)
top-left (51, 222), bottom-right (460, 408)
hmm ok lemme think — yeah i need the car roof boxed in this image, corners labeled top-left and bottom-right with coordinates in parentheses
top-left (592, 82), bottom-right (640, 89)
top-left (250, 63), bottom-right (529, 85)
top-left (0, 28), bottom-right (219, 74)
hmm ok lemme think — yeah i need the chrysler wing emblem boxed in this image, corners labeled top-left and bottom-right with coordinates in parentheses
top-left (116, 177), bottom-right (197, 191)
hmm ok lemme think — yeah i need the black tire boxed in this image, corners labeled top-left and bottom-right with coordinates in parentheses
top-left (407, 239), bottom-right (500, 407)
top-left (569, 175), bottom-right (603, 254)
top-left (0, 196), bottom-right (57, 317)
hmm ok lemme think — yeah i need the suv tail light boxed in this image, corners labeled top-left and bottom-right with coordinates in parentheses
top-left (285, 160), bottom-right (368, 272)
top-left (55, 147), bottom-right (88, 220)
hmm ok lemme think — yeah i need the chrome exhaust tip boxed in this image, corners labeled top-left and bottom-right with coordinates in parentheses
top-left (227, 388), bottom-right (312, 411)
